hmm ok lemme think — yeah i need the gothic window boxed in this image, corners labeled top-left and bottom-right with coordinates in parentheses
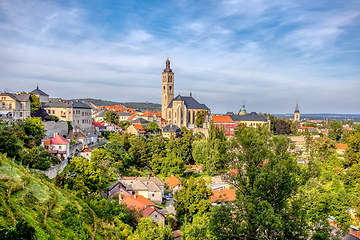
top-left (169, 86), bottom-right (172, 90)
top-left (163, 86), bottom-right (165, 92)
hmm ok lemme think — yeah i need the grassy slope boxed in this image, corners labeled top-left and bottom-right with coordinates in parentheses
top-left (0, 154), bottom-right (125, 239)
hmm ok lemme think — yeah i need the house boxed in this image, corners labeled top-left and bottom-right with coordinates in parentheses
top-left (0, 92), bottom-right (31, 120)
top-left (228, 112), bottom-right (270, 128)
top-left (67, 130), bottom-right (91, 146)
top-left (104, 181), bottom-right (132, 199)
top-left (126, 124), bottom-right (146, 136)
top-left (79, 145), bottom-right (92, 160)
top-left (121, 177), bottom-right (165, 204)
top-left (42, 100), bottom-right (92, 131)
top-left (41, 134), bottom-right (70, 160)
top-left (81, 130), bottom-right (98, 143)
top-left (166, 176), bottom-right (182, 192)
top-left (30, 85), bottom-right (49, 103)
top-left (92, 121), bottom-right (117, 134)
top-left (211, 115), bottom-right (236, 136)
top-left (139, 110), bottom-right (162, 127)
top-left (121, 195), bottom-right (155, 210)
top-left (336, 143), bottom-right (348, 157)
top-left (297, 126), bottom-right (320, 134)
top-left (118, 112), bottom-right (132, 121)
top-left (211, 189), bottom-right (236, 205)
top-left (131, 117), bottom-right (150, 127)
top-left (173, 230), bottom-right (182, 240)
top-left (92, 110), bottom-right (106, 122)
top-left (143, 206), bottom-right (166, 227)
top-left (161, 118), bottom-right (168, 128)
top-left (162, 125), bottom-right (181, 138)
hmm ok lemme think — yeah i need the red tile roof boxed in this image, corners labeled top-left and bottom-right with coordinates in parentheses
top-left (166, 176), bottom-right (181, 189)
top-left (80, 145), bottom-right (92, 153)
top-left (229, 169), bottom-right (238, 176)
top-left (133, 124), bottom-right (146, 133)
top-left (337, 143), bottom-right (348, 150)
top-left (212, 115), bottom-right (234, 123)
top-left (122, 195), bottom-right (155, 210)
top-left (42, 134), bottom-right (70, 145)
top-left (173, 230), bottom-right (182, 239)
top-left (211, 189), bottom-right (236, 203)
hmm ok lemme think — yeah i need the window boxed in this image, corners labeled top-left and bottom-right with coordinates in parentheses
top-left (59, 146), bottom-right (62, 149)
top-left (2, 103), bottom-right (4, 109)
top-left (20, 103), bottom-right (22, 109)
top-left (82, 112), bottom-right (84, 116)
top-left (152, 193), bottom-right (155, 197)
top-left (9, 104), bottom-right (12, 109)
top-left (52, 110), bottom-right (55, 114)
top-left (20, 112), bottom-right (22, 117)
top-left (82, 120), bottom-right (84, 124)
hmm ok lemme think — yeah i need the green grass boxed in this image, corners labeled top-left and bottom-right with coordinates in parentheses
top-left (182, 172), bottom-right (212, 184)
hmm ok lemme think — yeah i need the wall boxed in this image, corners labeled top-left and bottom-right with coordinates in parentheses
top-left (42, 121), bottom-right (68, 139)
top-left (42, 158), bottom-right (68, 179)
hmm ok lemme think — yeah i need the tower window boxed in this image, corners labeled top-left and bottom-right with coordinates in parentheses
top-left (169, 86), bottom-right (172, 90)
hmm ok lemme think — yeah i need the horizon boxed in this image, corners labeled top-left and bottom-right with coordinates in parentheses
top-left (1, 0), bottom-right (359, 114)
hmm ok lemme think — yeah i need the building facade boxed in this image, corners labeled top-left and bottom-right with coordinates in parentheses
top-left (161, 58), bottom-right (210, 128)
top-left (42, 101), bottom-right (92, 130)
top-left (0, 92), bottom-right (31, 120)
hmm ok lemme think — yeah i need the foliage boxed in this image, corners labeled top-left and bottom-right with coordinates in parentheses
top-left (128, 217), bottom-right (173, 240)
top-left (49, 115), bottom-right (59, 122)
top-left (330, 121), bottom-right (343, 141)
top-left (310, 136), bottom-right (336, 162)
top-left (192, 139), bottom-right (207, 165)
top-left (65, 157), bottom-right (103, 198)
top-left (182, 213), bottom-right (216, 240)
top-left (274, 119), bottom-right (292, 135)
top-left (0, 220), bottom-right (36, 240)
top-left (223, 125), bottom-right (310, 239)
top-left (29, 93), bottom-right (41, 115)
top-left (205, 123), bottom-right (227, 176)
top-left (67, 121), bottom-right (73, 133)
top-left (24, 117), bottom-right (46, 146)
top-left (195, 110), bottom-right (207, 128)
top-left (118, 121), bottom-right (131, 131)
top-left (0, 123), bottom-right (23, 159)
top-left (22, 147), bottom-right (60, 170)
top-left (104, 110), bottom-right (119, 124)
top-left (146, 122), bottom-right (160, 133)
top-left (174, 177), bottom-right (212, 225)
top-left (344, 132), bottom-right (360, 168)
top-left (151, 152), bottom-right (185, 177)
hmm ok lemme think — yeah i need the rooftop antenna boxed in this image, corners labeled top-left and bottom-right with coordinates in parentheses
top-left (167, 53), bottom-right (169, 60)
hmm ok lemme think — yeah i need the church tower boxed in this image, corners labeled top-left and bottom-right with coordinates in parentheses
top-left (294, 101), bottom-right (300, 122)
top-left (161, 57), bottom-right (174, 120)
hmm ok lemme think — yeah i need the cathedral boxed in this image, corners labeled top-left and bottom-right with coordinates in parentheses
top-left (161, 58), bottom-right (210, 129)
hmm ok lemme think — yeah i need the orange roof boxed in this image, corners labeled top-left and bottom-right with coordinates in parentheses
top-left (336, 143), bottom-right (348, 150)
top-left (212, 115), bottom-right (234, 123)
top-left (166, 176), bottom-right (181, 189)
top-left (211, 189), bottom-right (236, 203)
top-left (127, 114), bottom-right (137, 121)
top-left (229, 169), bottom-right (238, 176)
top-left (343, 127), bottom-right (352, 130)
top-left (122, 195), bottom-right (155, 210)
top-left (80, 145), bottom-right (92, 153)
top-left (161, 117), bottom-right (168, 122)
top-left (133, 124), bottom-right (146, 133)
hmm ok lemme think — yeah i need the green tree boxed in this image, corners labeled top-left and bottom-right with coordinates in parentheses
top-left (177, 131), bottom-right (193, 165)
top-left (192, 139), bottom-right (207, 165)
top-left (344, 132), bottom-right (360, 168)
top-left (118, 121), bottom-right (131, 131)
top-left (104, 110), bottom-right (119, 124)
top-left (0, 220), bottom-right (36, 240)
top-left (182, 213), bottom-right (216, 240)
top-left (24, 117), bottom-right (45, 146)
top-left (128, 217), bottom-right (173, 240)
top-left (274, 119), bottom-right (291, 135)
top-left (128, 136), bottom-right (151, 168)
top-left (330, 121), bottom-right (343, 141)
top-left (195, 110), bottom-right (207, 128)
top-left (311, 136), bottom-right (336, 162)
top-left (206, 123), bottom-right (227, 176)
top-left (146, 122), bottom-right (160, 133)
top-left (0, 124), bottom-right (23, 158)
top-left (223, 126), bottom-right (310, 239)
top-left (174, 177), bottom-right (212, 225)
top-left (29, 93), bottom-right (41, 114)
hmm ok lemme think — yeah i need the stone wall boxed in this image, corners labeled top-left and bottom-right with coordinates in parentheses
top-left (42, 121), bottom-right (68, 138)
top-left (42, 158), bottom-right (68, 179)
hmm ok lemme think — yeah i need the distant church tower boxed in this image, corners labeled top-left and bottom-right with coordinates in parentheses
top-left (294, 101), bottom-right (300, 122)
top-left (161, 57), bottom-right (174, 120)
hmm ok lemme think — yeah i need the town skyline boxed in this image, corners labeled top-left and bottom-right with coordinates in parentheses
top-left (1, 0), bottom-right (359, 114)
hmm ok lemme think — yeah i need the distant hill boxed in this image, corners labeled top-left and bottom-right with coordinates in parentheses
top-left (61, 98), bottom-right (161, 112)
top-left (273, 113), bottom-right (360, 122)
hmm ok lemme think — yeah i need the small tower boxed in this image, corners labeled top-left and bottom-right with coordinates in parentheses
top-left (294, 101), bottom-right (300, 122)
top-left (238, 103), bottom-right (247, 115)
top-left (161, 57), bottom-right (174, 120)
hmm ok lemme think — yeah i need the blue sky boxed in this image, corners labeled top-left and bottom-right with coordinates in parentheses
top-left (0, 0), bottom-right (359, 114)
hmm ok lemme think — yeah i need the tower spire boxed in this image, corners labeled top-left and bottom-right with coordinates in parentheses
top-left (164, 56), bottom-right (172, 73)
top-left (295, 100), bottom-right (299, 113)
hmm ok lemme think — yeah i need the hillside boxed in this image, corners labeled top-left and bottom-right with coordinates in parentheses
top-left (70, 98), bottom-right (162, 112)
top-left (0, 154), bottom-right (133, 239)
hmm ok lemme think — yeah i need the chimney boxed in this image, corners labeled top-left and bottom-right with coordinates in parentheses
top-left (55, 132), bottom-right (59, 137)
top-left (190, 92), bottom-right (192, 97)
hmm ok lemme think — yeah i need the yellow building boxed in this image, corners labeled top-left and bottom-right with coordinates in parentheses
top-left (0, 92), bottom-right (31, 121)
top-left (161, 58), bottom-right (210, 129)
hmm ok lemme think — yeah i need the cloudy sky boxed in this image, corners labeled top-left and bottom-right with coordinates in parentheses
top-left (0, 0), bottom-right (359, 114)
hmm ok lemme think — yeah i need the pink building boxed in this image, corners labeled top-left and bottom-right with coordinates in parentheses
top-left (211, 115), bottom-right (236, 136)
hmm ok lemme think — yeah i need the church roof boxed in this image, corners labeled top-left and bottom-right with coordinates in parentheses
top-left (230, 115), bottom-right (267, 122)
top-left (167, 94), bottom-right (209, 110)
top-left (31, 86), bottom-right (49, 96)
